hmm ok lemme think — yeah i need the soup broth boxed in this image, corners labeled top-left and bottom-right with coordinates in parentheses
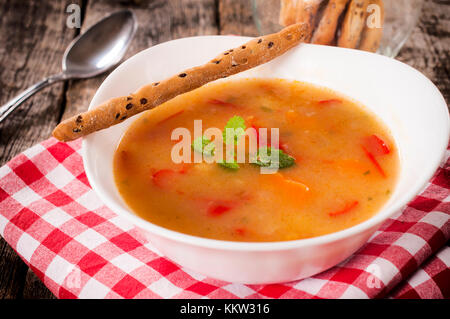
top-left (114, 78), bottom-right (399, 242)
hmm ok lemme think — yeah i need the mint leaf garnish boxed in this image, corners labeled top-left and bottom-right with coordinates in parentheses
top-left (223, 115), bottom-right (246, 145)
top-left (218, 161), bottom-right (240, 170)
top-left (252, 147), bottom-right (295, 169)
top-left (192, 136), bottom-right (215, 156)
top-left (218, 147), bottom-right (239, 170)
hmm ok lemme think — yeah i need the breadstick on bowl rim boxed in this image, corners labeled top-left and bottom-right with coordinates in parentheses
top-left (52, 23), bottom-right (311, 142)
top-left (358, 0), bottom-right (384, 52)
top-left (312, 0), bottom-right (350, 45)
top-left (337, 0), bottom-right (370, 48)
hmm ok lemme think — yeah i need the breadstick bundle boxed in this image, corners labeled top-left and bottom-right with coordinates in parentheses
top-left (53, 23), bottom-right (311, 141)
top-left (279, 0), bottom-right (385, 52)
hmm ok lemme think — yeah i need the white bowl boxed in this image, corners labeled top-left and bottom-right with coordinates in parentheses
top-left (83, 36), bottom-right (449, 284)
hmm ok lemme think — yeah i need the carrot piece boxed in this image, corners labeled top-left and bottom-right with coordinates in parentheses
top-left (157, 110), bottom-right (184, 124)
top-left (329, 201), bottom-right (359, 217)
top-left (285, 109), bottom-right (299, 123)
top-left (318, 99), bottom-right (342, 105)
top-left (324, 159), bottom-right (370, 175)
top-left (208, 99), bottom-right (238, 107)
top-left (265, 173), bottom-right (309, 193)
top-left (259, 173), bottom-right (310, 208)
top-left (361, 146), bottom-right (386, 178)
top-left (362, 135), bottom-right (390, 156)
top-left (282, 176), bottom-right (309, 192)
top-left (246, 115), bottom-right (256, 126)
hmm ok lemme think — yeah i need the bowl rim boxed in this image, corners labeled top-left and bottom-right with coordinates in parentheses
top-left (83, 35), bottom-right (450, 252)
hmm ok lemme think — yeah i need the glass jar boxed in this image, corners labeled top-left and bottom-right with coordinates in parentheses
top-left (252, 0), bottom-right (424, 57)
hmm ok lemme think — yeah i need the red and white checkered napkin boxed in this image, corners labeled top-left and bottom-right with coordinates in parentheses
top-left (0, 138), bottom-right (448, 299)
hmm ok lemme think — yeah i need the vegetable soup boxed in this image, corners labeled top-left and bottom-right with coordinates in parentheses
top-left (114, 78), bottom-right (399, 242)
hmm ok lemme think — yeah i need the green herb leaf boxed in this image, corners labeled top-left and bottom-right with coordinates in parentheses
top-left (218, 147), bottom-right (239, 170)
top-left (192, 136), bottom-right (215, 156)
top-left (252, 147), bottom-right (295, 169)
top-left (218, 161), bottom-right (240, 170)
top-left (223, 115), bottom-right (246, 145)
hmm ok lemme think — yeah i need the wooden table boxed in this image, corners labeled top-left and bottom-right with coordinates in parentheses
top-left (0, 0), bottom-right (448, 299)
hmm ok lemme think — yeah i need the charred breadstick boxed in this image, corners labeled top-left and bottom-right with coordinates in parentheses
top-left (337, 0), bottom-right (370, 48)
top-left (279, 0), bottom-right (300, 26)
top-left (358, 0), bottom-right (384, 52)
top-left (52, 23), bottom-right (311, 142)
top-left (295, 0), bottom-right (324, 30)
top-left (312, 0), bottom-right (350, 45)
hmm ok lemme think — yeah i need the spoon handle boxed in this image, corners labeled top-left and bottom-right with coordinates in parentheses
top-left (0, 73), bottom-right (66, 123)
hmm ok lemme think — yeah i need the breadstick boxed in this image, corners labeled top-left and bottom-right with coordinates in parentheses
top-left (312, 0), bottom-right (350, 45)
top-left (358, 0), bottom-right (384, 52)
top-left (337, 0), bottom-right (370, 48)
top-left (52, 23), bottom-right (311, 142)
top-left (279, 0), bottom-right (300, 26)
top-left (295, 0), bottom-right (324, 31)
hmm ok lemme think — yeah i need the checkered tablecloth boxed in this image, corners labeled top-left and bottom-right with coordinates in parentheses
top-left (0, 138), bottom-right (448, 299)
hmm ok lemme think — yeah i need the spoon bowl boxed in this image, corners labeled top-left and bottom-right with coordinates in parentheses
top-left (0, 9), bottom-right (137, 123)
top-left (63, 10), bottom-right (137, 78)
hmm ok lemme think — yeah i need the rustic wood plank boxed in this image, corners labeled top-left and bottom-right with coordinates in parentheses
top-left (396, 0), bottom-right (450, 104)
top-left (22, 269), bottom-right (56, 299)
top-left (0, 0), bottom-right (83, 299)
top-left (0, 241), bottom-right (28, 299)
top-left (218, 0), bottom-right (258, 36)
top-left (61, 0), bottom-right (219, 120)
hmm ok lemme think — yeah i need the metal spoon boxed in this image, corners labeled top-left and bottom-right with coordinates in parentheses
top-left (0, 9), bottom-right (137, 123)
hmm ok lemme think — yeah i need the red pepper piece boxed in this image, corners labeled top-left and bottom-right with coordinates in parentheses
top-left (318, 99), bottom-right (342, 105)
top-left (279, 142), bottom-right (289, 153)
top-left (208, 99), bottom-right (238, 107)
top-left (207, 203), bottom-right (233, 216)
top-left (250, 125), bottom-right (267, 148)
top-left (361, 146), bottom-right (386, 178)
top-left (151, 169), bottom-right (176, 188)
top-left (362, 135), bottom-right (390, 156)
top-left (157, 110), bottom-right (184, 125)
top-left (151, 165), bottom-right (190, 189)
top-left (329, 200), bottom-right (359, 217)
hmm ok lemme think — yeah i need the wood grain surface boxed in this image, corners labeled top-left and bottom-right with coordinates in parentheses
top-left (0, 0), bottom-right (448, 299)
